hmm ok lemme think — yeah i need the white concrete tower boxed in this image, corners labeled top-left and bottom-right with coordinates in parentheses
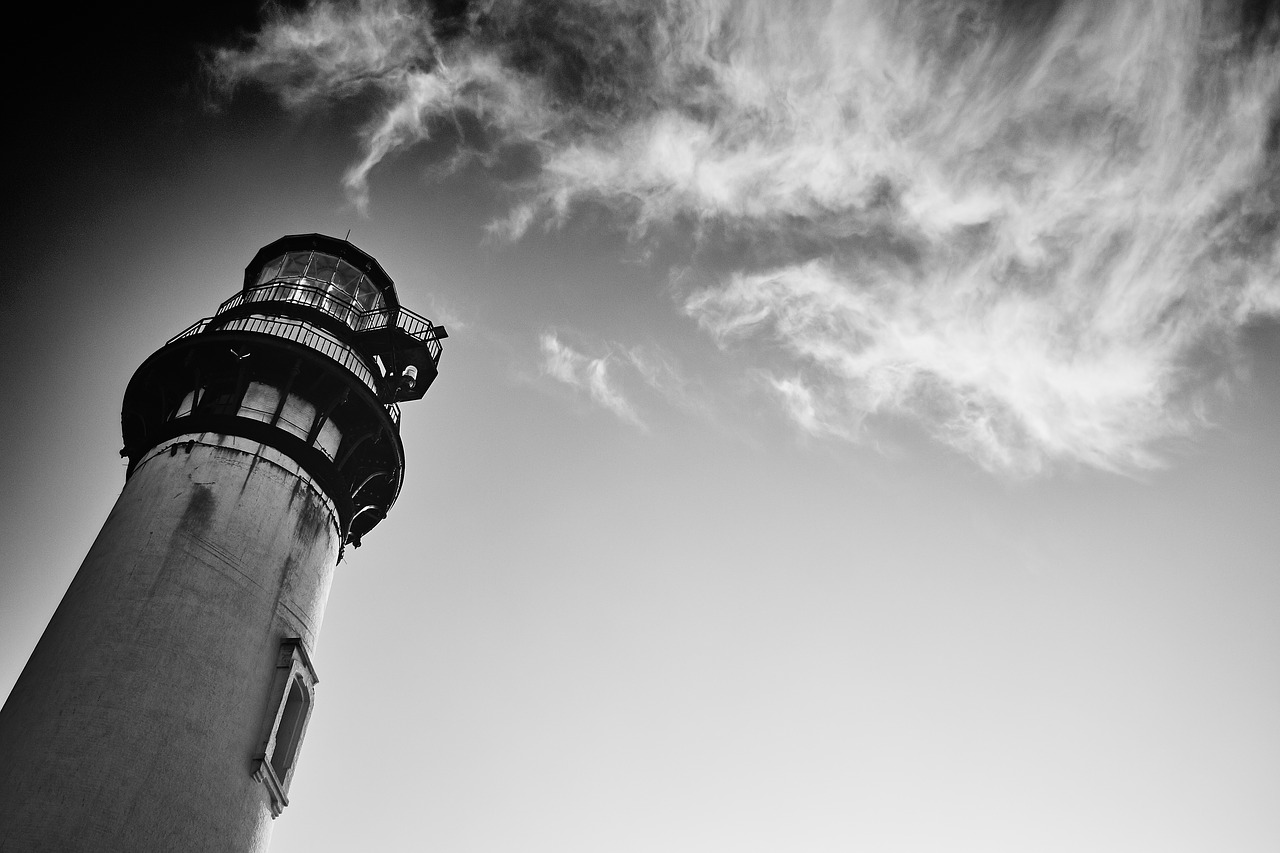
top-left (0, 234), bottom-right (446, 851)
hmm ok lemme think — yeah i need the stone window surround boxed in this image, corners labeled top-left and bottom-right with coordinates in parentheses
top-left (252, 637), bottom-right (319, 818)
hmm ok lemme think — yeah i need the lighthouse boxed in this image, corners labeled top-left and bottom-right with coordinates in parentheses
top-left (0, 234), bottom-right (445, 851)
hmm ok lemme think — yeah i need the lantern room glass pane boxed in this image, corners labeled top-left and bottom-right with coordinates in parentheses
top-left (308, 253), bottom-right (340, 285)
top-left (355, 278), bottom-right (384, 312)
top-left (332, 260), bottom-right (362, 297)
top-left (279, 251), bottom-right (310, 280)
top-left (256, 256), bottom-right (285, 286)
top-left (240, 249), bottom-right (393, 332)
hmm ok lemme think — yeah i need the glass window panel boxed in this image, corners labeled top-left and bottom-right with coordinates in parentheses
top-left (316, 420), bottom-right (343, 460)
top-left (256, 256), bottom-right (285, 285)
top-left (332, 260), bottom-right (362, 297)
top-left (307, 253), bottom-right (340, 285)
top-left (356, 278), bottom-right (386, 312)
top-left (278, 394), bottom-right (315, 440)
top-left (279, 252), bottom-right (310, 280)
top-left (240, 381), bottom-right (280, 423)
top-left (174, 390), bottom-right (197, 419)
top-left (270, 678), bottom-right (309, 780)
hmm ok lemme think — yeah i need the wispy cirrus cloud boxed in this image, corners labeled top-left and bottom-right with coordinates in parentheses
top-left (212, 0), bottom-right (1280, 474)
top-left (539, 332), bottom-right (645, 428)
top-left (538, 333), bottom-right (706, 429)
top-left (688, 259), bottom-right (1193, 472)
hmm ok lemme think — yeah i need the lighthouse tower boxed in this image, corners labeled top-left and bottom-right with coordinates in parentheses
top-left (0, 234), bottom-right (445, 852)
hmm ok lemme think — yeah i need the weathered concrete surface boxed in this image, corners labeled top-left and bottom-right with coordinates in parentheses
top-left (0, 433), bottom-right (341, 853)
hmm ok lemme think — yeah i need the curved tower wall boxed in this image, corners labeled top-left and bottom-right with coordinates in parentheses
top-left (0, 436), bottom-right (339, 851)
top-left (0, 234), bottom-right (446, 853)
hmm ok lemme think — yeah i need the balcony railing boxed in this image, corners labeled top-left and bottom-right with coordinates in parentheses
top-left (217, 316), bottom-right (381, 393)
top-left (167, 315), bottom-right (383, 399)
top-left (169, 318), bottom-right (211, 342)
top-left (217, 283), bottom-right (443, 365)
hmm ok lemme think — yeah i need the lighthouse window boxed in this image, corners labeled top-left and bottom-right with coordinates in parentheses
top-left (239, 382), bottom-right (281, 424)
top-left (278, 251), bottom-right (311, 280)
top-left (316, 419), bottom-right (343, 460)
top-left (250, 251), bottom-right (390, 333)
top-left (331, 259), bottom-right (362, 295)
top-left (174, 390), bottom-right (197, 419)
top-left (253, 638), bottom-right (318, 817)
top-left (256, 255), bottom-right (285, 285)
top-left (277, 394), bottom-right (316, 441)
top-left (355, 277), bottom-right (384, 311)
top-left (270, 677), bottom-right (309, 780)
top-left (309, 252), bottom-right (340, 284)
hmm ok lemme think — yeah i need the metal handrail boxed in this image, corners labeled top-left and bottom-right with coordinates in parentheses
top-left (217, 316), bottom-right (381, 392)
top-left (218, 282), bottom-right (443, 365)
top-left (168, 314), bottom-right (379, 394)
top-left (166, 316), bottom-right (402, 427)
top-left (168, 319), bottom-right (211, 343)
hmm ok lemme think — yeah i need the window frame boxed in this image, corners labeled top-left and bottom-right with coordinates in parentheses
top-left (252, 637), bottom-right (319, 817)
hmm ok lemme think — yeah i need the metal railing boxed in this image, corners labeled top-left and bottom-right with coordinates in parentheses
top-left (168, 319), bottom-right (211, 343)
top-left (168, 315), bottom-right (379, 393)
top-left (217, 282), bottom-right (443, 365)
top-left (165, 316), bottom-right (402, 428)
top-left (217, 316), bottom-right (381, 392)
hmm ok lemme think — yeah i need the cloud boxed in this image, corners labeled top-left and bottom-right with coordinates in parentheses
top-left (212, 0), bottom-right (1280, 474)
top-left (539, 333), bottom-right (645, 428)
top-left (688, 259), bottom-right (1191, 473)
top-left (621, 343), bottom-right (712, 418)
top-left (536, 333), bottom-right (706, 429)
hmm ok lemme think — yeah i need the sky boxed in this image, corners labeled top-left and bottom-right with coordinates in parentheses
top-left (2, 1), bottom-right (1278, 851)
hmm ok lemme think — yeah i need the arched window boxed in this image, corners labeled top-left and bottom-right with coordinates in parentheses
top-left (253, 638), bottom-right (318, 817)
top-left (270, 677), bottom-right (310, 781)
